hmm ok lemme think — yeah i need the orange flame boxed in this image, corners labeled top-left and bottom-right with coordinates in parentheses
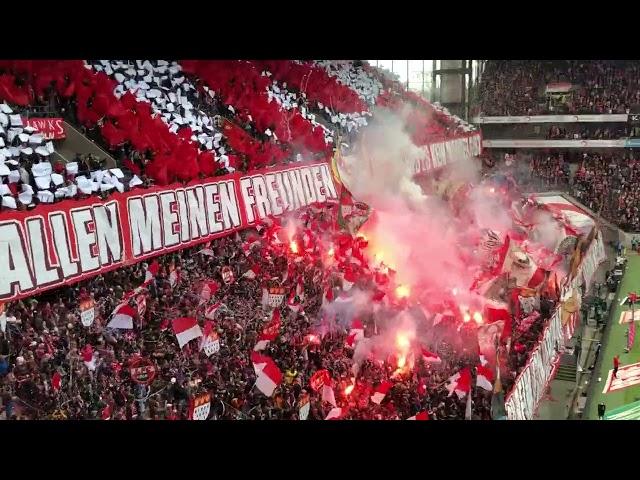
top-left (344, 384), bottom-right (355, 396)
top-left (290, 241), bottom-right (299, 254)
top-left (473, 311), bottom-right (483, 325)
top-left (463, 312), bottom-right (471, 323)
top-left (328, 247), bottom-right (335, 257)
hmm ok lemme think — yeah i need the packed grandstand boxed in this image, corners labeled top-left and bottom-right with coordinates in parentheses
top-left (0, 60), bottom-right (609, 420)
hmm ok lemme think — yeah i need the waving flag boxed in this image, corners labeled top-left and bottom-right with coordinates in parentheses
top-left (287, 290), bottom-right (302, 314)
top-left (204, 302), bottom-right (225, 320)
top-left (476, 364), bottom-right (494, 391)
top-left (446, 367), bottom-right (472, 399)
top-left (255, 357), bottom-right (282, 397)
top-left (322, 384), bottom-right (337, 408)
top-left (200, 321), bottom-right (220, 356)
top-left (107, 303), bottom-right (136, 329)
top-left (253, 309), bottom-right (281, 351)
top-left (143, 260), bottom-right (160, 285)
top-left (370, 381), bottom-right (393, 405)
top-left (346, 318), bottom-right (365, 348)
top-left (421, 347), bottom-right (442, 364)
top-left (172, 317), bottom-right (203, 349)
top-left (407, 411), bottom-right (429, 420)
top-left (310, 369), bottom-right (331, 392)
top-left (325, 407), bottom-right (343, 420)
top-left (251, 351), bottom-right (270, 375)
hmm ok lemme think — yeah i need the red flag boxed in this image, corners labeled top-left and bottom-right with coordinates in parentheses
top-left (310, 369), bottom-right (331, 392)
top-left (445, 368), bottom-right (472, 399)
top-left (476, 364), bottom-right (494, 391)
top-left (101, 404), bottom-right (112, 420)
top-left (407, 411), bottom-right (429, 420)
top-left (421, 347), bottom-right (442, 364)
top-left (255, 357), bottom-right (282, 396)
top-left (370, 381), bottom-right (393, 404)
top-left (172, 317), bottom-right (203, 349)
top-left (51, 371), bottom-right (62, 392)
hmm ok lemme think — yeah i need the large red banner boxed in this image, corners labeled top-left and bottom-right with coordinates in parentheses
top-left (21, 117), bottom-right (66, 140)
top-left (0, 161), bottom-right (337, 302)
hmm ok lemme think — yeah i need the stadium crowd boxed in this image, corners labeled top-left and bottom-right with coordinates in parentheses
top-left (0, 204), bottom-right (510, 420)
top-left (490, 150), bottom-right (640, 232)
top-left (476, 61), bottom-right (640, 116)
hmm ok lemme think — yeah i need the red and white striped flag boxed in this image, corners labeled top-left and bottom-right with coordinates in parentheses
top-left (445, 367), bottom-right (472, 399)
top-left (172, 317), bottom-right (203, 349)
top-left (346, 318), bottom-right (364, 348)
top-left (476, 364), bottom-right (494, 391)
top-left (255, 357), bottom-right (282, 397)
top-left (370, 381), bottom-right (393, 405)
top-left (407, 411), bottom-right (429, 420)
top-left (322, 384), bottom-right (337, 408)
top-left (143, 260), bottom-right (160, 285)
top-left (251, 351), bottom-right (270, 375)
top-left (325, 407), bottom-right (343, 420)
top-left (107, 303), bottom-right (136, 329)
top-left (242, 264), bottom-right (261, 280)
top-left (204, 302), bottom-right (224, 320)
top-left (421, 347), bottom-right (442, 363)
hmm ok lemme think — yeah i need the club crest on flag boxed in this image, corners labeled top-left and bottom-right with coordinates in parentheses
top-left (267, 287), bottom-right (286, 308)
top-left (79, 299), bottom-right (96, 327)
top-left (190, 393), bottom-right (212, 421)
top-left (129, 357), bottom-right (157, 386)
top-left (202, 330), bottom-right (220, 356)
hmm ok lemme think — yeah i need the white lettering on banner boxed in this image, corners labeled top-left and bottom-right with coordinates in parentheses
top-left (310, 166), bottom-right (326, 203)
top-left (186, 187), bottom-right (208, 240)
top-left (0, 164), bottom-right (337, 301)
top-left (26, 217), bottom-right (61, 287)
top-left (289, 169), bottom-right (306, 209)
top-left (240, 166), bottom-right (338, 224)
top-left (175, 190), bottom-right (190, 243)
top-left (159, 192), bottom-right (180, 248)
top-left (469, 135), bottom-right (482, 157)
top-left (319, 164), bottom-right (337, 200)
top-left (93, 203), bottom-right (123, 266)
top-left (71, 208), bottom-right (100, 274)
top-left (49, 213), bottom-right (79, 279)
top-left (264, 174), bottom-right (284, 216)
top-left (430, 142), bottom-right (446, 169)
top-left (129, 196), bottom-right (162, 257)
top-left (413, 134), bottom-right (482, 175)
top-left (0, 222), bottom-right (34, 297)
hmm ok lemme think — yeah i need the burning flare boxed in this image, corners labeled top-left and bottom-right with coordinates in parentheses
top-left (290, 241), bottom-right (299, 254)
top-left (395, 285), bottom-right (410, 299)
